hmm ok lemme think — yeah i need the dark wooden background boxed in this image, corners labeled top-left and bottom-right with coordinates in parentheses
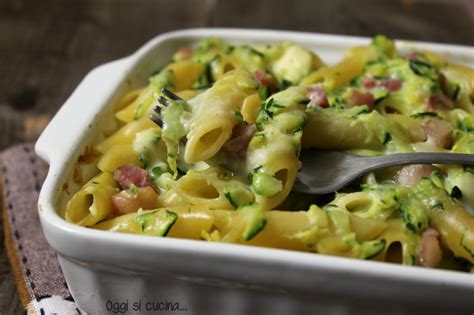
top-left (0, 0), bottom-right (473, 313)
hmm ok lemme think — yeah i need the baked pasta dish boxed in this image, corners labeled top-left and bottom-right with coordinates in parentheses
top-left (65, 36), bottom-right (474, 271)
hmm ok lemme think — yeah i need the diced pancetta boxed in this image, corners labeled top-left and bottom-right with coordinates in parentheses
top-left (111, 186), bottom-right (158, 215)
top-left (381, 78), bottom-right (401, 92)
top-left (222, 124), bottom-right (257, 160)
top-left (255, 70), bottom-right (278, 91)
top-left (347, 90), bottom-right (375, 110)
top-left (362, 76), bottom-right (377, 89)
top-left (421, 117), bottom-right (453, 149)
top-left (114, 164), bottom-right (152, 190)
top-left (403, 51), bottom-right (421, 60)
top-left (425, 94), bottom-right (454, 111)
top-left (362, 75), bottom-right (401, 92)
top-left (397, 164), bottom-right (435, 187)
top-left (307, 84), bottom-right (329, 108)
top-left (421, 228), bottom-right (443, 268)
top-left (176, 47), bottom-right (193, 60)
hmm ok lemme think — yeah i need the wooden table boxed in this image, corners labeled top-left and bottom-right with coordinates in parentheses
top-left (0, 0), bottom-right (473, 313)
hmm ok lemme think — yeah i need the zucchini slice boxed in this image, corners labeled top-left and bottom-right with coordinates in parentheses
top-left (239, 203), bottom-right (267, 241)
top-left (134, 209), bottom-right (178, 237)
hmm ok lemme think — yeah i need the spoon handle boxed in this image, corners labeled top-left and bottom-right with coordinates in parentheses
top-left (365, 152), bottom-right (474, 172)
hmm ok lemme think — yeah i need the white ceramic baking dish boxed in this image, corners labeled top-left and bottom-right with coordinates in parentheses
top-left (35, 29), bottom-right (474, 315)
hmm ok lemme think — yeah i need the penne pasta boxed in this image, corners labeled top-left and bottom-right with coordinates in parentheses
top-left (184, 69), bottom-right (257, 163)
top-left (65, 172), bottom-right (119, 226)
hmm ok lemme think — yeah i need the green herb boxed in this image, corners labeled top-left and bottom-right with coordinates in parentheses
top-left (409, 59), bottom-right (434, 76)
top-left (394, 193), bottom-right (429, 233)
top-left (129, 183), bottom-right (139, 195)
top-left (134, 102), bottom-right (147, 120)
top-left (409, 59), bottom-right (439, 87)
top-left (255, 98), bottom-right (274, 129)
top-left (258, 85), bottom-right (269, 100)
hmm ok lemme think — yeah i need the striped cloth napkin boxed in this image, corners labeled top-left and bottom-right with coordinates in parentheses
top-left (1, 143), bottom-right (84, 314)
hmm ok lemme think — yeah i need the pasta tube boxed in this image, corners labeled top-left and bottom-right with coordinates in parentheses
top-left (302, 108), bottom-right (387, 150)
top-left (184, 69), bottom-right (258, 163)
top-left (65, 172), bottom-right (119, 226)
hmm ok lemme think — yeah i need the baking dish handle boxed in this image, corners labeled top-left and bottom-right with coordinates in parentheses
top-left (35, 58), bottom-right (131, 165)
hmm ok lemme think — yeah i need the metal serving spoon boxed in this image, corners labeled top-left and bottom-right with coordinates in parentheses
top-left (293, 150), bottom-right (474, 195)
